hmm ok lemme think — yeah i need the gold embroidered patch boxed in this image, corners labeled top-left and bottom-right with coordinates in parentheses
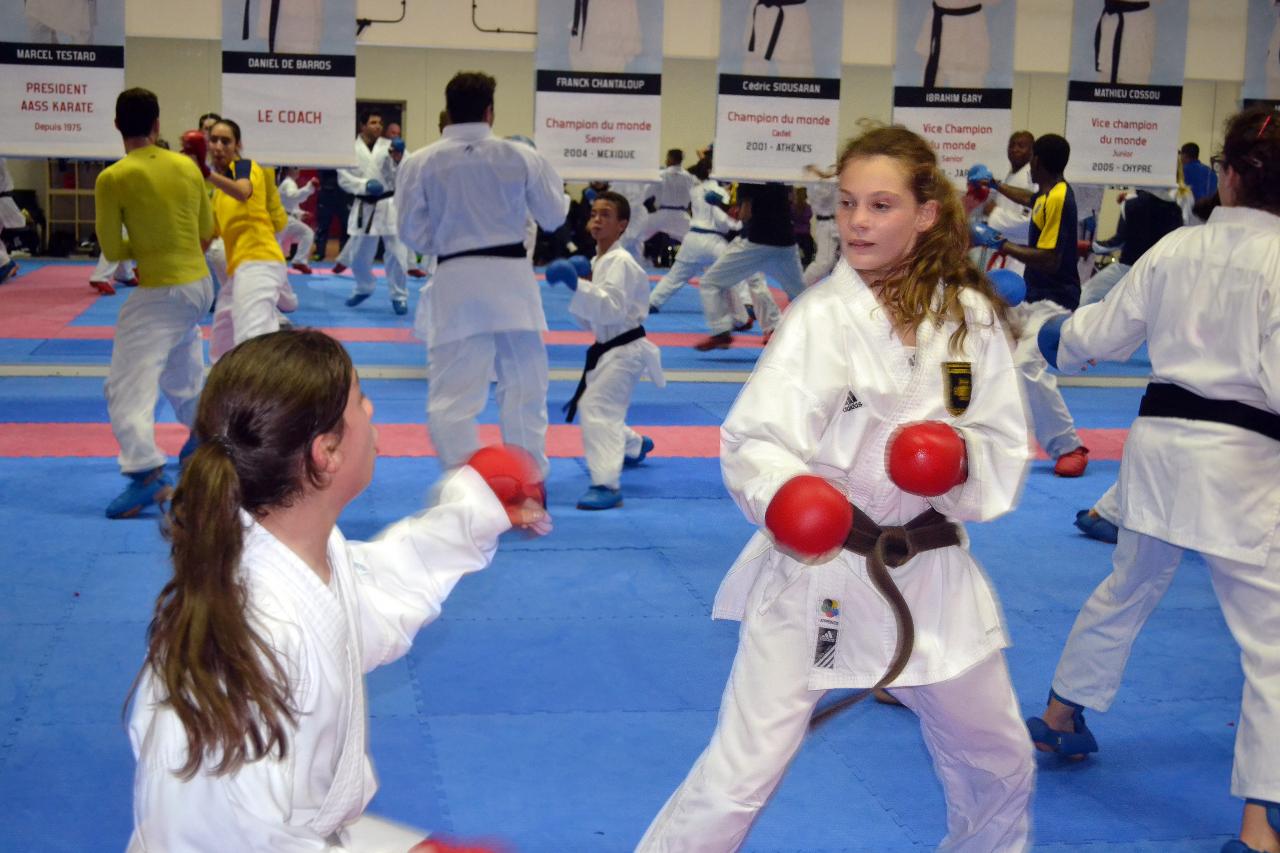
top-left (942, 361), bottom-right (972, 416)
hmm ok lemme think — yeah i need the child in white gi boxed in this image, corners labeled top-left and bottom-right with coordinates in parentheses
top-left (0, 158), bottom-right (26, 284)
top-left (638, 125), bottom-right (1034, 852)
top-left (561, 190), bottom-right (664, 511)
top-left (277, 166), bottom-right (318, 275)
top-left (127, 329), bottom-right (550, 851)
top-left (1028, 105), bottom-right (1280, 853)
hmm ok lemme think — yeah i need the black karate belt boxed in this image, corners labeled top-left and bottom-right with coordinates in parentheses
top-left (814, 214), bottom-right (835, 221)
top-left (689, 226), bottom-right (727, 238)
top-left (1094, 0), bottom-right (1150, 85)
top-left (563, 326), bottom-right (647, 423)
top-left (809, 504), bottom-right (962, 728)
top-left (923, 2), bottom-right (982, 89)
top-left (1139, 382), bottom-right (1280, 444)
top-left (748, 0), bottom-right (807, 63)
top-left (354, 192), bottom-right (394, 233)
top-left (571, 0), bottom-right (588, 49)
top-left (658, 205), bottom-right (689, 211)
top-left (436, 242), bottom-right (528, 264)
top-left (241, 0), bottom-right (282, 52)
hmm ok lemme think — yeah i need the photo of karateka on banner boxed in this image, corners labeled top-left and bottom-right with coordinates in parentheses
top-left (534, 0), bottom-right (663, 181)
top-left (222, 0), bottom-right (356, 167)
top-left (714, 0), bottom-right (843, 182)
top-left (0, 0), bottom-right (125, 158)
top-left (1063, 0), bottom-right (1189, 188)
top-left (892, 0), bottom-right (1016, 187)
top-left (1243, 0), bottom-right (1280, 107)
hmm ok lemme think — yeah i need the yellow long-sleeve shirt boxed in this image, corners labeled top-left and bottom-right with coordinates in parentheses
top-left (94, 145), bottom-right (214, 287)
top-left (212, 159), bottom-right (287, 276)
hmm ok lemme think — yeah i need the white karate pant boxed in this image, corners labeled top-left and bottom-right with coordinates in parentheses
top-left (348, 234), bottom-right (408, 301)
top-left (802, 218), bottom-right (839, 286)
top-left (0, 239), bottom-right (8, 266)
top-left (1052, 530), bottom-right (1280, 803)
top-left (638, 208), bottom-right (693, 244)
top-left (205, 238), bottom-right (228, 290)
top-left (1080, 261), bottom-right (1130, 308)
top-left (698, 240), bottom-right (799, 335)
top-left (649, 233), bottom-right (749, 327)
top-left (209, 261), bottom-right (286, 361)
top-left (338, 813), bottom-right (427, 852)
top-left (1010, 301), bottom-right (1083, 459)
top-left (105, 278), bottom-right (212, 474)
top-left (638, 566), bottom-right (1034, 853)
top-left (91, 252), bottom-right (136, 284)
top-left (279, 217), bottom-right (315, 265)
top-left (426, 330), bottom-right (549, 475)
top-left (578, 341), bottom-right (650, 490)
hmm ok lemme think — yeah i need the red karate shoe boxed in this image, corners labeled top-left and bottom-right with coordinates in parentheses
top-left (90, 279), bottom-right (116, 296)
top-left (1054, 446), bottom-right (1089, 478)
top-left (693, 332), bottom-right (733, 351)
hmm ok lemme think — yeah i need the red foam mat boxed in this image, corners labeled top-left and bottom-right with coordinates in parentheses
top-left (0, 422), bottom-right (1128, 460)
top-left (0, 266), bottom-right (101, 339)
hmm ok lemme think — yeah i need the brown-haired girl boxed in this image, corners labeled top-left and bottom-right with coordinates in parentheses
top-left (1030, 104), bottom-right (1280, 853)
top-left (637, 124), bottom-right (1034, 851)
top-left (126, 329), bottom-right (548, 851)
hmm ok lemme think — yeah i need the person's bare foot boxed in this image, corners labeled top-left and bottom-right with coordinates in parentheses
top-left (1240, 802), bottom-right (1280, 853)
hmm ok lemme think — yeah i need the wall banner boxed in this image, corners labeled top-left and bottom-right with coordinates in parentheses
top-left (1243, 0), bottom-right (1280, 109)
top-left (1063, 0), bottom-right (1189, 188)
top-left (712, 0), bottom-right (843, 182)
top-left (534, 0), bottom-right (664, 181)
top-left (222, 0), bottom-right (356, 167)
top-left (891, 0), bottom-right (1016, 188)
top-left (0, 0), bottom-right (126, 158)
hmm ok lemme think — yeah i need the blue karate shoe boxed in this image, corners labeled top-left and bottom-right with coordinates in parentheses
top-left (576, 485), bottom-right (622, 511)
top-left (105, 467), bottom-right (174, 519)
top-left (0, 260), bottom-right (19, 284)
top-left (1074, 509), bottom-right (1119, 544)
top-left (624, 436), bottom-right (654, 468)
top-left (345, 292), bottom-right (370, 307)
top-left (1027, 690), bottom-right (1099, 759)
top-left (392, 299), bottom-right (408, 315)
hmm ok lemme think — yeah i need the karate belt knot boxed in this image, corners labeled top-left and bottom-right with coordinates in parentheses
top-left (563, 326), bottom-right (646, 423)
top-left (810, 504), bottom-right (961, 727)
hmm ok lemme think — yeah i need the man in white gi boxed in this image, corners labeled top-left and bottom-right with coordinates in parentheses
top-left (559, 190), bottom-right (663, 511)
top-left (276, 166), bottom-right (318, 275)
top-left (979, 130), bottom-right (1035, 275)
top-left (801, 176), bottom-right (839, 286)
top-left (0, 159), bottom-right (26, 284)
top-left (397, 71), bottom-right (569, 477)
top-left (339, 110), bottom-right (408, 315)
top-left (635, 149), bottom-right (698, 257)
top-left (1029, 104), bottom-right (1280, 853)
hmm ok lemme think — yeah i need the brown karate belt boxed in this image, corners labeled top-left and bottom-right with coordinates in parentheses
top-left (809, 504), bottom-right (961, 728)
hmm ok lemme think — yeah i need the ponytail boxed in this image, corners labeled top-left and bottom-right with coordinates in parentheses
top-left (127, 330), bottom-right (353, 779)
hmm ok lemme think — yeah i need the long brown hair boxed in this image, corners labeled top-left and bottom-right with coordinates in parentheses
top-left (837, 124), bottom-right (1005, 351)
top-left (128, 330), bottom-right (354, 779)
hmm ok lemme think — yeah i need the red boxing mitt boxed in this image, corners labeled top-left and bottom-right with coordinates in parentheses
top-left (887, 421), bottom-right (967, 497)
top-left (467, 444), bottom-right (544, 508)
top-left (765, 475), bottom-right (853, 557)
top-left (180, 130), bottom-right (210, 179)
top-left (410, 839), bottom-right (506, 853)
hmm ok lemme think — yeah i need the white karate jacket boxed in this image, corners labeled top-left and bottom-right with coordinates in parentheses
top-left (713, 260), bottom-right (1031, 689)
top-left (337, 137), bottom-right (396, 237)
top-left (127, 467), bottom-right (510, 851)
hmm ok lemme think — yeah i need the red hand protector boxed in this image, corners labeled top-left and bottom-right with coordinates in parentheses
top-left (410, 839), bottom-right (506, 853)
top-left (467, 445), bottom-right (545, 508)
top-left (765, 475), bottom-right (854, 557)
top-left (886, 422), bottom-right (968, 497)
top-left (180, 130), bottom-right (210, 179)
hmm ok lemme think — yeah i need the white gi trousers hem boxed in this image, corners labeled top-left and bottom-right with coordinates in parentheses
top-left (579, 341), bottom-right (648, 489)
top-left (91, 252), bottom-right (135, 283)
top-left (1011, 301), bottom-right (1082, 459)
top-left (210, 261), bottom-right (286, 361)
top-left (1051, 529), bottom-right (1280, 803)
top-left (697, 240), bottom-right (797, 334)
top-left (105, 278), bottom-right (212, 474)
top-left (205, 238), bottom-right (228, 290)
top-left (637, 564), bottom-right (1034, 853)
top-left (648, 238), bottom-right (749, 328)
top-left (349, 234), bottom-right (408, 301)
top-left (1079, 261), bottom-right (1130, 308)
top-left (426, 330), bottom-right (550, 475)
top-left (280, 217), bottom-right (315, 264)
top-left (638, 208), bottom-right (693, 243)
top-left (802, 218), bottom-right (839, 287)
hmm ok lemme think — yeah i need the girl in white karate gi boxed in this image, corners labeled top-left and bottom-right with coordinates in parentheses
top-left (126, 329), bottom-right (549, 852)
top-left (1029, 105), bottom-right (1280, 853)
top-left (638, 125), bottom-right (1034, 852)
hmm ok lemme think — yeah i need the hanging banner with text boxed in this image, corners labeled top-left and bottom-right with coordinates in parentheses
top-left (1063, 0), bottom-right (1189, 188)
top-left (0, 0), bottom-right (125, 158)
top-left (891, 0), bottom-right (1016, 188)
top-left (1243, 0), bottom-right (1280, 108)
top-left (533, 0), bottom-right (664, 181)
top-left (221, 0), bottom-right (356, 167)
top-left (712, 0), bottom-right (843, 182)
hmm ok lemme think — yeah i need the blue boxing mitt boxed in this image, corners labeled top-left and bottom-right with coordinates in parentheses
top-left (967, 163), bottom-right (994, 186)
top-left (987, 268), bottom-right (1026, 306)
top-left (390, 138), bottom-right (406, 154)
top-left (365, 179), bottom-right (385, 196)
top-left (568, 255), bottom-right (593, 280)
top-left (971, 222), bottom-right (1006, 250)
top-left (1037, 315), bottom-right (1067, 369)
top-left (544, 259), bottom-right (578, 291)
